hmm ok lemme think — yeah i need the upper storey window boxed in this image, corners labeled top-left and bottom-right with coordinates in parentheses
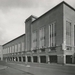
top-left (32, 31), bottom-right (37, 50)
top-left (66, 21), bottom-right (71, 46)
top-left (39, 27), bottom-right (45, 48)
top-left (22, 42), bottom-right (24, 51)
top-left (49, 22), bottom-right (56, 47)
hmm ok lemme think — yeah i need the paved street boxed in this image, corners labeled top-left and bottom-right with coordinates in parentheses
top-left (0, 61), bottom-right (75, 75)
top-left (0, 65), bottom-right (33, 75)
top-left (6, 62), bottom-right (75, 75)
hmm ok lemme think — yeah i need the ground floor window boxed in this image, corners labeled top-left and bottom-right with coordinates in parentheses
top-left (10, 57), bottom-right (12, 61)
top-left (13, 57), bottom-right (14, 61)
top-left (19, 57), bottom-right (21, 62)
top-left (23, 57), bottom-right (25, 62)
top-left (40, 56), bottom-right (46, 63)
top-left (33, 56), bottom-right (38, 63)
top-left (27, 56), bottom-right (31, 62)
top-left (49, 55), bottom-right (57, 63)
top-left (16, 57), bottom-right (18, 61)
top-left (66, 55), bottom-right (72, 64)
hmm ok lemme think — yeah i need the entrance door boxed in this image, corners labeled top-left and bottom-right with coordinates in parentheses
top-left (33, 56), bottom-right (38, 63)
top-left (23, 57), bottom-right (25, 62)
top-left (66, 55), bottom-right (72, 64)
top-left (49, 55), bottom-right (57, 63)
top-left (27, 56), bottom-right (31, 62)
top-left (40, 56), bottom-right (46, 63)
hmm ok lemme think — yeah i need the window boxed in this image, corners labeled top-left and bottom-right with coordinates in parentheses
top-left (22, 42), bottom-right (24, 51)
top-left (39, 27), bottom-right (45, 48)
top-left (32, 31), bottom-right (37, 50)
top-left (49, 22), bottom-right (56, 47)
top-left (3, 49), bottom-right (5, 54)
top-left (6, 48), bottom-right (7, 54)
top-left (66, 21), bottom-right (71, 50)
top-left (15, 45), bottom-right (17, 52)
top-left (8, 47), bottom-right (9, 53)
top-left (12, 46), bottom-right (14, 53)
top-left (18, 43), bottom-right (21, 52)
top-left (10, 47), bottom-right (11, 53)
top-left (66, 21), bottom-right (71, 46)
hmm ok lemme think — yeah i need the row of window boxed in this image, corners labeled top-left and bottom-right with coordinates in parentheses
top-left (3, 42), bottom-right (24, 54)
top-left (31, 22), bottom-right (56, 50)
top-left (31, 21), bottom-right (72, 50)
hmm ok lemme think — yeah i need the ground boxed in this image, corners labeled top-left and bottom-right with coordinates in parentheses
top-left (0, 65), bottom-right (32, 75)
top-left (0, 61), bottom-right (75, 75)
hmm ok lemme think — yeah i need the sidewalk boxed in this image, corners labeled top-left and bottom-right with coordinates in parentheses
top-left (65, 64), bottom-right (75, 66)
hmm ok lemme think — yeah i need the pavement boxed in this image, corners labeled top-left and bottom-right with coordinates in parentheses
top-left (0, 61), bottom-right (75, 75)
top-left (0, 65), bottom-right (7, 70)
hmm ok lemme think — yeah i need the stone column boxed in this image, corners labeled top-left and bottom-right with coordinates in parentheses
top-left (25, 55), bottom-right (28, 63)
top-left (46, 55), bottom-right (50, 64)
top-left (31, 56), bottom-right (33, 63)
top-left (38, 56), bottom-right (40, 63)
top-left (63, 55), bottom-right (66, 64)
top-left (18, 57), bottom-right (19, 62)
top-left (21, 56), bottom-right (23, 62)
top-left (72, 55), bottom-right (74, 64)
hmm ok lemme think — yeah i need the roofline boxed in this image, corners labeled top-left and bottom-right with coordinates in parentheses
top-left (25, 15), bottom-right (37, 23)
top-left (3, 34), bottom-right (25, 46)
top-left (32, 1), bottom-right (75, 24)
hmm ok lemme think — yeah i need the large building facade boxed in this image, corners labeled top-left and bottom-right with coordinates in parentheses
top-left (2, 1), bottom-right (75, 64)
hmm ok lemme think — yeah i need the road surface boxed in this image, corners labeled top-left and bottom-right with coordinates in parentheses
top-left (0, 61), bottom-right (75, 75)
top-left (0, 65), bottom-right (32, 75)
top-left (6, 62), bottom-right (75, 75)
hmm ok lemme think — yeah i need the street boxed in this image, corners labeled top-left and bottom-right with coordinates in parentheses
top-left (0, 61), bottom-right (75, 75)
top-left (0, 65), bottom-right (33, 75)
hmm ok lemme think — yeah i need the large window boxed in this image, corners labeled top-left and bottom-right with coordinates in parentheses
top-left (18, 43), bottom-right (21, 52)
top-left (66, 21), bottom-right (71, 46)
top-left (39, 27), bottom-right (45, 48)
top-left (15, 45), bottom-right (17, 52)
top-left (66, 21), bottom-right (71, 50)
top-left (49, 22), bottom-right (56, 47)
top-left (32, 31), bottom-right (37, 50)
top-left (6, 48), bottom-right (7, 54)
top-left (22, 42), bottom-right (24, 51)
top-left (12, 46), bottom-right (14, 53)
top-left (8, 47), bottom-right (10, 53)
top-left (10, 47), bottom-right (11, 53)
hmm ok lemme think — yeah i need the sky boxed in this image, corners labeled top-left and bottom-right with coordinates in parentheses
top-left (0, 0), bottom-right (75, 45)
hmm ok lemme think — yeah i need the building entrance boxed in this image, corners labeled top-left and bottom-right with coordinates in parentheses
top-left (66, 55), bottom-right (72, 64)
top-left (33, 56), bottom-right (38, 63)
top-left (49, 55), bottom-right (57, 63)
top-left (23, 57), bottom-right (25, 62)
top-left (40, 56), bottom-right (46, 63)
top-left (27, 56), bottom-right (31, 62)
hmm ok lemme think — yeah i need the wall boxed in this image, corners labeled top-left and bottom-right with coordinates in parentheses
top-left (31, 3), bottom-right (63, 54)
top-left (63, 3), bottom-right (75, 55)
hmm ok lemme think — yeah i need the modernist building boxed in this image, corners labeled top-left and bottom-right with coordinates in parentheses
top-left (3, 34), bottom-right (25, 62)
top-left (2, 1), bottom-right (75, 64)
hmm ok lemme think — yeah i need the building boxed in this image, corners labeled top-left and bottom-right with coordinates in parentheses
top-left (2, 1), bottom-right (75, 64)
top-left (0, 45), bottom-right (3, 61)
top-left (3, 34), bottom-right (25, 62)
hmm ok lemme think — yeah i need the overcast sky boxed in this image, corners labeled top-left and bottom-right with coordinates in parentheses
top-left (0, 0), bottom-right (75, 45)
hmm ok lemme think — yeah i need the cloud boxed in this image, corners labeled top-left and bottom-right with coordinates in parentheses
top-left (0, 6), bottom-right (47, 45)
